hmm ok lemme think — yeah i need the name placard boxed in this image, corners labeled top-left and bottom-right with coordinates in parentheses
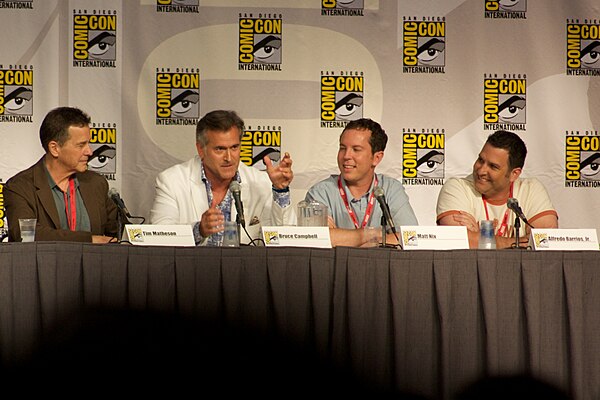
top-left (123, 224), bottom-right (195, 247)
top-left (261, 226), bottom-right (332, 248)
top-left (529, 228), bottom-right (599, 251)
top-left (399, 225), bottom-right (469, 250)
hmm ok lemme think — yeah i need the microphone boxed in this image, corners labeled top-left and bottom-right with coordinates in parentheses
top-left (373, 186), bottom-right (396, 234)
top-left (229, 181), bottom-right (245, 228)
top-left (108, 188), bottom-right (132, 218)
top-left (507, 197), bottom-right (532, 227)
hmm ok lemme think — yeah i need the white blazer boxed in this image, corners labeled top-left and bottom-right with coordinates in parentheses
top-left (150, 156), bottom-right (296, 244)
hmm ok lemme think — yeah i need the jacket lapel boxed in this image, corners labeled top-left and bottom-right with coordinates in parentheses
top-left (190, 156), bottom-right (209, 219)
top-left (32, 158), bottom-right (62, 229)
top-left (78, 173), bottom-right (102, 230)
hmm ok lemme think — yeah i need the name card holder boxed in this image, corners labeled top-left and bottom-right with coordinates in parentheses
top-left (124, 224), bottom-right (195, 247)
top-left (261, 226), bottom-right (332, 248)
top-left (529, 228), bottom-right (599, 251)
top-left (400, 225), bottom-right (469, 250)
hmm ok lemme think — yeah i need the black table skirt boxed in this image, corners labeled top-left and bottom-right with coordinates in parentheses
top-left (1, 242), bottom-right (598, 399)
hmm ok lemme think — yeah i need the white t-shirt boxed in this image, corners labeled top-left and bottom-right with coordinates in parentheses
top-left (436, 175), bottom-right (558, 237)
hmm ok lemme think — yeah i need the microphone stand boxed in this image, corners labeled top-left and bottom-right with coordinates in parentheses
top-left (115, 207), bottom-right (133, 242)
top-left (513, 215), bottom-right (526, 249)
top-left (236, 214), bottom-right (242, 243)
top-left (380, 215), bottom-right (387, 248)
top-left (116, 209), bottom-right (125, 242)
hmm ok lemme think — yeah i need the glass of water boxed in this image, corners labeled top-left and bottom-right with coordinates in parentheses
top-left (222, 220), bottom-right (239, 247)
top-left (18, 218), bottom-right (36, 242)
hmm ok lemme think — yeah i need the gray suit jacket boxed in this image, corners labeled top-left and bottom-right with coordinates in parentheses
top-left (5, 157), bottom-right (118, 242)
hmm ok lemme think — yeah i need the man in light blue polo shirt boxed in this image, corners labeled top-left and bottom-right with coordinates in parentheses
top-left (306, 118), bottom-right (417, 247)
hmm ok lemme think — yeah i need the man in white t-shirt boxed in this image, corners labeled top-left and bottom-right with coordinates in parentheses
top-left (436, 130), bottom-right (558, 249)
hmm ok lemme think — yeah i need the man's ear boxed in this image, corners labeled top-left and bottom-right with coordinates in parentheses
top-left (196, 142), bottom-right (205, 159)
top-left (372, 151), bottom-right (384, 168)
top-left (509, 167), bottom-right (522, 182)
top-left (47, 140), bottom-right (60, 158)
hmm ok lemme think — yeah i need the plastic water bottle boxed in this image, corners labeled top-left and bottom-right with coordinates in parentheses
top-left (478, 220), bottom-right (496, 249)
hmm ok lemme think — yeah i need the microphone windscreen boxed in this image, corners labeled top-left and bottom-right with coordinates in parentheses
top-left (373, 186), bottom-right (384, 198)
top-left (108, 187), bottom-right (118, 197)
top-left (507, 197), bottom-right (517, 208)
top-left (229, 181), bottom-right (241, 193)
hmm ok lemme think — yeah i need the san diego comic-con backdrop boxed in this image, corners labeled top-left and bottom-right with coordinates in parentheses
top-left (0, 0), bottom-right (599, 234)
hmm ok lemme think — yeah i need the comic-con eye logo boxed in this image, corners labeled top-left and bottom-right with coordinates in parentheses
top-left (156, 0), bottom-right (199, 13)
top-left (264, 231), bottom-right (280, 245)
top-left (565, 131), bottom-right (600, 188)
top-left (156, 70), bottom-right (200, 125)
top-left (402, 230), bottom-right (417, 247)
top-left (0, 68), bottom-right (33, 123)
top-left (239, 16), bottom-right (282, 71)
top-left (320, 73), bottom-right (364, 128)
top-left (89, 124), bottom-right (117, 179)
top-left (321, 0), bottom-right (364, 16)
top-left (485, 0), bottom-right (527, 18)
top-left (483, 76), bottom-right (526, 131)
top-left (73, 12), bottom-right (117, 67)
top-left (127, 228), bottom-right (144, 242)
top-left (0, 0), bottom-right (33, 10)
top-left (402, 130), bottom-right (445, 185)
top-left (403, 19), bottom-right (446, 73)
top-left (240, 127), bottom-right (282, 171)
top-left (567, 22), bottom-right (600, 76)
top-left (533, 233), bottom-right (549, 248)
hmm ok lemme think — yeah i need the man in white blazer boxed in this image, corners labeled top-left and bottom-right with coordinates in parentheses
top-left (150, 110), bottom-right (296, 245)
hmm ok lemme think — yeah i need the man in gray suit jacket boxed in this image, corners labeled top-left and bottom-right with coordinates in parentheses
top-left (5, 107), bottom-right (118, 242)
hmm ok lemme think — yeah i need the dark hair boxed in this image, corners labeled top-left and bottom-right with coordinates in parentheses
top-left (196, 110), bottom-right (245, 147)
top-left (485, 130), bottom-right (527, 170)
top-left (341, 118), bottom-right (388, 154)
top-left (39, 107), bottom-right (91, 152)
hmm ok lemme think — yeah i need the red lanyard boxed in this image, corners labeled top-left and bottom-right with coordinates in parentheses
top-left (482, 182), bottom-right (513, 237)
top-left (338, 176), bottom-right (378, 229)
top-left (63, 178), bottom-right (77, 231)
